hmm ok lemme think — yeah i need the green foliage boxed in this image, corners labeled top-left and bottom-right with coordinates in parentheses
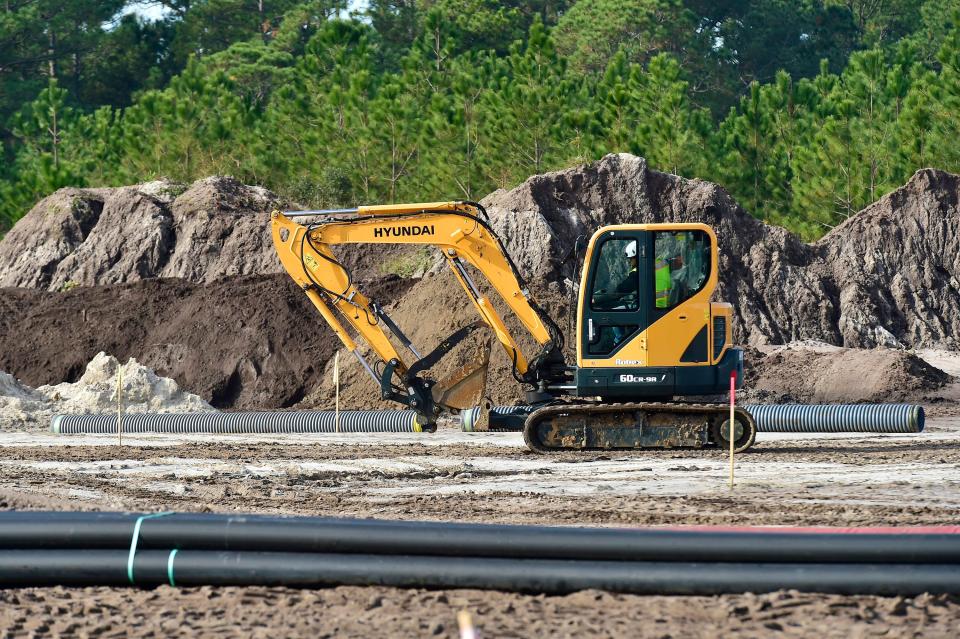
top-left (4, 1), bottom-right (960, 239)
top-left (481, 18), bottom-right (575, 184)
top-left (116, 60), bottom-right (256, 182)
top-left (554, 0), bottom-right (689, 75)
top-left (168, 0), bottom-right (304, 66)
top-left (1, 80), bottom-right (87, 227)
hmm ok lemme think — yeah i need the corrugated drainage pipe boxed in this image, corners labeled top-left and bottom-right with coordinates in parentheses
top-left (461, 403), bottom-right (924, 434)
top-left (743, 403), bottom-right (924, 433)
top-left (51, 410), bottom-right (428, 434)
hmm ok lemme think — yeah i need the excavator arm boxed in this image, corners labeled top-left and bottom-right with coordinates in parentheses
top-left (271, 201), bottom-right (566, 423)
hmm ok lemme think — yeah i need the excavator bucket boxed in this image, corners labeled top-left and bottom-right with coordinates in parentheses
top-left (430, 339), bottom-right (492, 411)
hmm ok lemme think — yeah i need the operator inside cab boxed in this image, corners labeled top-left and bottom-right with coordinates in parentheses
top-left (655, 233), bottom-right (686, 308)
top-left (594, 234), bottom-right (695, 312)
top-left (607, 240), bottom-right (639, 305)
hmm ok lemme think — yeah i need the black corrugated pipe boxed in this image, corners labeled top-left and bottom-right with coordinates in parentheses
top-left (51, 410), bottom-right (429, 434)
top-left (2, 512), bottom-right (960, 563)
top-left (1, 550), bottom-right (959, 595)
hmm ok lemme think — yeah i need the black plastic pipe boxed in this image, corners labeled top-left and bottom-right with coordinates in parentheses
top-left (1, 512), bottom-right (959, 564)
top-left (1, 550), bottom-right (958, 595)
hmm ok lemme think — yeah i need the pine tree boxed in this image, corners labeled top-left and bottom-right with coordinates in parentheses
top-left (480, 17), bottom-right (570, 186)
top-left (632, 53), bottom-right (706, 177)
top-left (369, 72), bottom-right (423, 202)
top-left (716, 82), bottom-right (775, 219)
top-left (923, 20), bottom-right (960, 172)
top-left (421, 52), bottom-right (493, 199)
top-left (595, 51), bottom-right (637, 154)
top-left (117, 60), bottom-right (252, 181)
top-left (2, 79), bottom-right (84, 231)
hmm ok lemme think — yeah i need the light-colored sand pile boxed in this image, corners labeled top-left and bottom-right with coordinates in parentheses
top-left (0, 352), bottom-right (212, 430)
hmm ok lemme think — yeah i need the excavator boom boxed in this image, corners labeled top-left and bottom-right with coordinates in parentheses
top-left (271, 201), bottom-right (566, 423)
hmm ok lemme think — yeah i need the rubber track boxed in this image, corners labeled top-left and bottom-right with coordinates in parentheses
top-left (522, 402), bottom-right (757, 454)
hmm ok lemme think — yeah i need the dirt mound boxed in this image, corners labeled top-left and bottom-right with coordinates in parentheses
top-left (743, 345), bottom-right (953, 404)
top-left (0, 274), bottom-right (415, 410)
top-left (0, 177), bottom-right (442, 290)
top-left (0, 372), bottom-right (48, 429)
top-left (6, 154), bottom-right (957, 346)
top-left (305, 270), bottom-right (572, 410)
top-left (478, 154), bottom-right (960, 349)
top-left (0, 177), bottom-right (285, 290)
top-left (0, 353), bottom-right (211, 430)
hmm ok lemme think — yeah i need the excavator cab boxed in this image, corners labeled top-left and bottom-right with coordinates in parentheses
top-left (575, 224), bottom-right (743, 400)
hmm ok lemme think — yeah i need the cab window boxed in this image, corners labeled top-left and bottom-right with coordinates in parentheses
top-left (590, 238), bottom-right (639, 311)
top-left (653, 230), bottom-right (710, 309)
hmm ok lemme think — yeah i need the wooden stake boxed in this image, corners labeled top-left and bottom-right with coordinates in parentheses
top-left (117, 365), bottom-right (123, 447)
top-left (457, 610), bottom-right (477, 639)
top-left (729, 370), bottom-right (736, 490)
top-left (334, 351), bottom-right (340, 433)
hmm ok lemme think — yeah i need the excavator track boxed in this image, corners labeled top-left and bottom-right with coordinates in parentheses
top-left (522, 402), bottom-right (757, 454)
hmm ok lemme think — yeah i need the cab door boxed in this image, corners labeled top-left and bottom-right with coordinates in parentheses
top-left (644, 229), bottom-right (714, 366)
top-left (579, 230), bottom-right (651, 366)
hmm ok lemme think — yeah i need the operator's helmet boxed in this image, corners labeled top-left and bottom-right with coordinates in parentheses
top-left (624, 240), bottom-right (637, 259)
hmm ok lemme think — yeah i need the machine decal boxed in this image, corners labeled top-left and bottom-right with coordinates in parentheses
top-left (303, 254), bottom-right (321, 272)
top-left (374, 225), bottom-right (435, 238)
top-left (618, 374), bottom-right (668, 384)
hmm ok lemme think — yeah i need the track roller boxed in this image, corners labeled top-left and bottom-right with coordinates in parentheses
top-left (711, 412), bottom-right (757, 453)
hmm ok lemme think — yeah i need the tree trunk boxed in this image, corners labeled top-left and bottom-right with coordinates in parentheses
top-left (47, 27), bottom-right (57, 78)
top-left (259, 0), bottom-right (268, 42)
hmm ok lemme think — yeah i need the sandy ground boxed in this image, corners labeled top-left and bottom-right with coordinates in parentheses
top-left (1, 422), bottom-right (958, 526)
top-left (0, 418), bottom-right (959, 636)
top-left (1, 586), bottom-right (957, 638)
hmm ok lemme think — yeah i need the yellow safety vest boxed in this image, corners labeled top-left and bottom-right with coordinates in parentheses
top-left (655, 259), bottom-right (671, 308)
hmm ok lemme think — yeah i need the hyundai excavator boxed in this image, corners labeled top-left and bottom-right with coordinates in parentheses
top-left (271, 201), bottom-right (756, 453)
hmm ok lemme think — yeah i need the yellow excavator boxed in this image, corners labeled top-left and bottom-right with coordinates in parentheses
top-left (271, 200), bottom-right (756, 453)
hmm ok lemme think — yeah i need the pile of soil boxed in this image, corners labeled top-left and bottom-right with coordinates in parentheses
top-left (0, 177), bottom-right (444, 290)
top-left (742, 344), bottom-right (954, 404)
top-left (0, 177), bottom-right (285, 290)
top-left (0, 274), bottom-right (414, 410)
top-left (475, 154), bottom-right (960, 350)
top-left (306, 269), bottom-right (573, 410)
top-left (0, 353), bottom-right (211, 429)
top-left (7, 156), bottom-right (960, 351)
